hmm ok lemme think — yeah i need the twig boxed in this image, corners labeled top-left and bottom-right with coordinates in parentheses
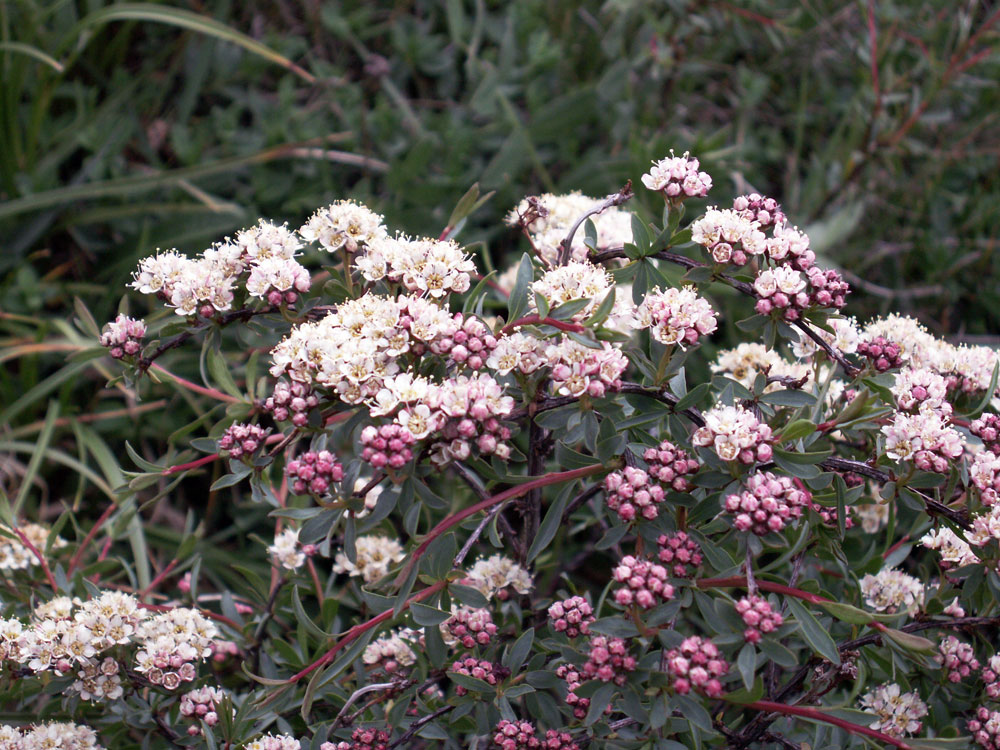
top-left (389, 705), bottom-right (455, 748)
top-left (557, 181), bottom-right (634, 265)
top-left (68, 503), bottom-right (117, 575)
top-left (12, 526), bottom-right (57, 590)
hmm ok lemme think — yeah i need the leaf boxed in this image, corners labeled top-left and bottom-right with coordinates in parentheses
top-left (503, 628), bottom-right (534, 673)
top-left (206, 346), bottom-right (244, 399)
top-left (527, 485), bottom-right (572, 562)
top-left (759, 390), bottom-right (817, 407)
top-left (785, 597), bottom-right (840, 665)
top-left (737, 642), bottom-right (756, 690)
top-left (964, 360), bottom-right (1000, 419)
top-left (0, 41), bottom-right (64, 72)
top-left (723, 676), bottom-right (765, 704)
top-left (507, 253), bottom-right (534, 322)
top-left (672, 694), bottom-right (713, 733)
top-left (448, 671), bottom-right (497, 694)
top-left (883, 628), bottom-right (936, 654)
top-left (630, 214), bottom-right (652, 255)
top-left (818, 601), bottom-right (874, 626)
top-left (13, 401), bottom-right (59, 515)
top-left (449, 583), bottom-right (489, 609)
top-left (410, 602), bottom-right (451, 626)
top-left (589, 617), bottom-right (639, 638)
top-left (674, 382), bottom-right (710, 412)
top-left (585, 683), bottom-right (616, 726)
top-left (779, 419), bottom-right (817, 442)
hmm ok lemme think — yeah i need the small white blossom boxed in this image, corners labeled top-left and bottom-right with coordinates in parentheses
top-left (858, 683), bottom-right (927, 738)
top-left (859, 567), bottom-right (923, 614)
top-left (333, 535), bottom-right (405, 583)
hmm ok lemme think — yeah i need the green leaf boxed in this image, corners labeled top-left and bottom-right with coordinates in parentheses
top-left (965, 360), bottom-right (1000, 419)
top-left (589, 617), bottom-right (639, 638)
top-left (630, 214), bottom-right (652, 254)
top-left (672, 694), bottom-right (713, 733)
top-left (448, 671), bottom-right (497, 694)
top-left (883, 628), bottom-right (936, 654)
top-left (206, 346), bottom-right (244, 399)
top-left (508, 253), bottom-right (534, 323)
top-left (503, 628), bottom-right (534, 673)
top-left (13, 401), bottom-right (59, 516)
top-left (818, 601), bottom-right (874, 625)
top-left (759, 390), bottom-right (817, 407)
top-left (737, 642), bottom-right (756, 690)
top-left (779, 419), bottom-right (817, 442)
top-left (785, 597), bottom-right (840, 665)
top-left (674, 382), bottom-right (710, 412)
top-left (411, 602), bottom-right (451, 626)
top-left (585, 683), bottom-right (616, 726)
top-left (722, 677), bottom-right (765, 704)
top-left (527, 485), bottom-right (572, 562)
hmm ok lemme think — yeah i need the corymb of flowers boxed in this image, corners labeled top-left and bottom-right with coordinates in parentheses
top-left (7, 150), bottom-right (1000, 749)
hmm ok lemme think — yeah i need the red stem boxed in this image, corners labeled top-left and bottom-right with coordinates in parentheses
top-left (141, 558), bottom-right (179, 597)
top-left (288, 579), bottom-right (449, 683)
top-left (501, 315), bottom-right (585, 334)
top-left (68, 503), bottom-right (117, 575)
top-left (882, 534), bottom-right (911, 560)
top-left (163, 453), bottom-right (219, 476)
top-left (744, 700), bottom-right (913, 750)
top-left (13, 527), bottom-right (57, 590)
top-left (150, 363), bottom-right (241, 403)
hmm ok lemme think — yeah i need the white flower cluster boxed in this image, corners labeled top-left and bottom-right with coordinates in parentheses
top-left (692, 404), bottom-right (774, 464)
top-left (971, 451), bottom-right (1000, 506)
top-left (487, 333), bottom-right (628, 398)
top-left (465, 554), bottom-right (534, 600)
top-left (921, 527), bottom-right (978, 568)
top-left (0, 523), bottom-right (66, 571)
top-left (0, 722), bottom-right (105, 750)
top-left (859, 567), bottom-right (923, 614)
top-left (98, 314), bottom-right (146, 359)
top-left (631, 285), bottom-right (718, 347)
top-left (362, 628), bottom-right (418, 673)
top-left (333, 534), bottom-right (405, 583)
top-left (858, 683), bottom-right (928, 738)
top-left (133, 608), bottom-right (218, 689)
top-left (690, 207), bottom-right (767, 266)
top-left (356, 235), bottom-right (475, 298)
top-left (506, 191), bottom-right (633, 265)
top-left (268, 528), bottom-right (306, 571)
top-left (892, 367), bottom-right (951, 414)
top-left (969, 504), bottom-right (1000, 548)
top-left (243, 734), bottom-right (302, 750)
top-left (298, 200), bottom-right (387, 253)
top-left (855, 501), bottom-right (889, 533)
top-left (530, 260), bottom-right (613, 320)
top-left (131, 219), bottom-right (310, 315)
top-left (70, 657), bottom-right (123, 702)
top-left (881, 410), bottom-right (964, 472)
top-left (641, 151), bottom-right (713, 198)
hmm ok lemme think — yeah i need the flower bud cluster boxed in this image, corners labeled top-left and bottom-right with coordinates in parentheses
top-left (286, 450), bottom-right (345, 497)
top-left (858, 336), bottom-right (904, 372)
top-left (858, 683), bottom-right (927, 738)
top-left (631, 285), bottom-right (718, 347)
top-left (246, 256), bottom-right (311, 306)
top-left (539, 730), bottom-right (580, 750)
top-left (322, 728), bottom-right (392, 750)
top-left (451, 657), bottom-right (508, 696)
top-left (360, 423), bottom-right (416, 470)
top-left (969, 707), bottom-right (1000, 750)
top-left (362, 629), bottom-right (417, 674)
top-left (547, 596), bottom-right (594, 638)
top-left (656, 531), bottom-right (702, 577)
top-left (299, 200), bottom-right (387, 253)
top-left (133, 608), bottom-right (217, 689)
top-left (643, 441), bottom-right (700, 492)
top-left (982, 655), bottom-right (1000, 698)
top-left (419, 312), bottom-right (498, 371)
top-left (882, 410), bottom-right (964, 472)
top-left (180, 686), bottom-right (225, 736)
top-left (545, 339), bottom-right (628, 400)
top-left (265, 380), bottom-right (319, 426)
top-left (641, 151), bottom-right (713, 199)
top-left (244, 734), bottom-right (302, 750)
top-left (665, 635), bottom-right (729, 697)
top-left (492, 720), bottom-right (540, 750)
top-left (442, 607), bottom-right (498, 649)
top-left (99, 314), bottom-right (146, 359)
top-left (219, 422), bottom-right (270, 460)
top-left (723, 472), bottom-right (812, 535)
top-left (859, 567), bottom-right (924, 614)
top-left (938, 635), bottom-right (980, 682)
top-left (733, 193), bottom-right (785, 229)
top-left (0, 722), bottom-right (105, 749)
top-left (70, 657), bottom-right (123, 702)
top-left (691, 208), bottom-right (767, 266)
top-left (891, 367), bottom-right (951, 414)
top-left (810, 502), bottom-right (855, 530)
top-left (425, 376), bottom-right (515, 465)
top-left (972, 414), bottom-right (1000, 455)
top-left (971, 506), bottom-right (1000, 548)
top-left (692, 404), bottom-right (774, 464)
top-left (356, 234), bottom-right (475, 298)
top-left (604, 467), bottom-right (666, 522)
top-left (334, 535), bottom-right (406, 584)
top-left (753, 266), bottom-right (808, 319)
top-left (0, 522), bottom-right (67, 572)
top-left (762, 223), bottom-right (814, 269)
top-left (559, 635), bottom-right (637, 718)
top-left (736, 595), bottom-right (783, 643)
top-left (612, 555), bottom-right (675, 609)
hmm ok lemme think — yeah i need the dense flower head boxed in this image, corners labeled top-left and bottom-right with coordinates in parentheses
top-left (541, 729), bottom-right (580, 750)
top-left (972, 451), bottom-right (1000, 506)
top-left (547, 596), bottom-right (594, 638)
top-left (972, 414), bottom-right (1000, 455)
top-left (245, 255), bottom-right (310, 306)
top-left (969, 505), bottom-right (1000, 548)
top-left (921, 527), bottom-right (977, 568)
top-left (333, 535), bottom-right (405, 583)
top-left (881, 410), bottom-right (964, 472)
top-left (530, 260), bottom-right (612, 319)
top-left (99, 314), bottom-right (146, 359)
top-left (219, 422), bottom-right (270, 460)
top-left (286, 449), bottom-right (344, 496)
top-left (860, 567), bottom-right (924, 614)
top-left (604, 466), bottom-right (666, 522)
top-left (733, 193), bottom-right (785, 230)
top-left (892, 367), bottom-right (951, 414)
top-left (442, 606), bottom-right (498, 650)
top-left (406, 306), bottom-right (498, 371)
top-left (236, 220), bottom-right (303, 262)
top-left (542, 337), bottom-right (628, 399)
top-left (69, 657), bottom-right (123, 702)
top-left (736, 594), bottom-right (784, 643)
top-left (713, 342), bottom-right (787, 388)
top-left (665, 635), bottom-right (729, 697)
top-left (583, 635), bottom-right (637, 685)
top-left (362, 629), bottom-right (417, 674)
top-left (632, 285), bottom-right (718, 347)
top-left (356, 234), bottom-right (475, 297)
top-left (643, 441), bottom-right (700, 492)
top-left (133, 608), bottom-right (217, 689)
top-left (656, 531), bottom-right (703, 577)
top-left (642, 151), bottom-right (713, 199)
top-left (465, 555), bottom-right (534, 600)
top-left (268, 528), bottom-right (306, 571)
top-left (692, 404), bottom-right (774, 464)
top-left (858, 336), bottom-right (905, 373)
top-left (506, 191), bottom-right (634, 265)
top-left (180, 685), bottom-right (225, 736)
top-left (299, 200), bottom-right (387, 253)
top-left (983, 655), bottom-right (1000, 699)
top-left (764, 222), bottom-right (813, 268)
top-left (450, 657), bottom-right (508, 695)
top-left (858, 683), bottom-right (928, 738)
top-left (322, 727), bottom-right (392, 750)
top-left (492, 719), bottom-right (540, 750)
top-left (723, 472), bottom-right (811, 535)
top-left (938, 635), bottom-right (980, 683)
top-left (265, 379), bottom-right (319, 426)
top-left (360, 422), bottom-right (416, 470)
top-left (612, 555), bottom-right (675, 609)
top-left (691, 207), bottom-right (767, 266)
top-left (243, 733), bottom-right (302, 750)
top-left (0, 523), bottom-right (67, 571)
top-left (0, 722), bottom-right (105, 750)
top-left (970, 706), bottom-right (1000, 750)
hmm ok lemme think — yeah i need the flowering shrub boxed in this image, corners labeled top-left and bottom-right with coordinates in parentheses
top-left (3, 153), bottom-right (1000, 749)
